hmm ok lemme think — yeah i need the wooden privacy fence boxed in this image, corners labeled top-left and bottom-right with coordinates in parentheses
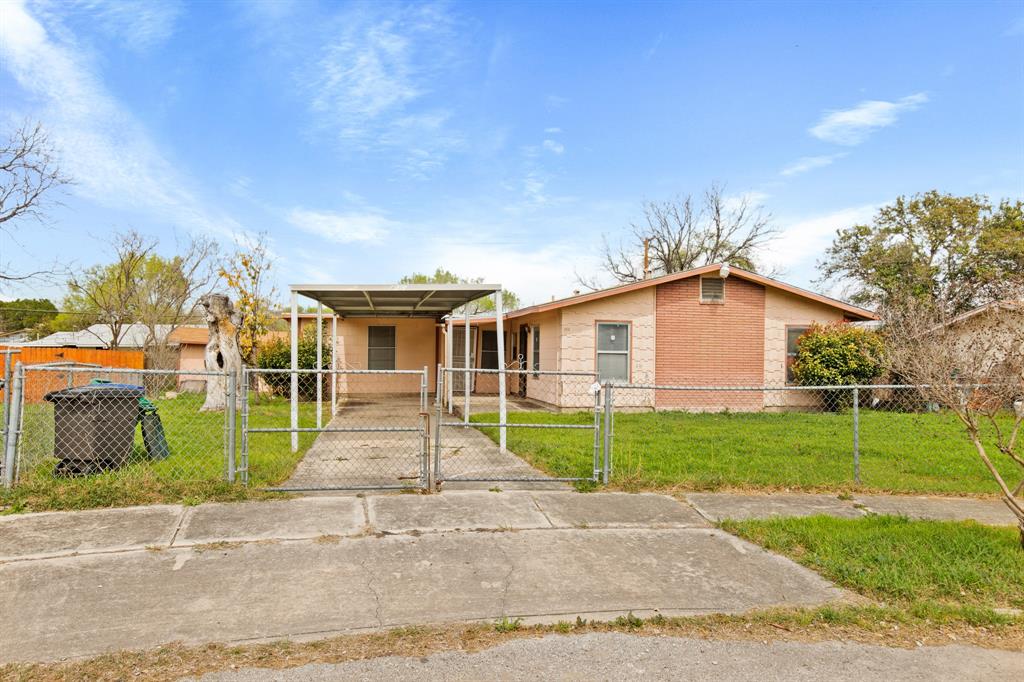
top-left (0, 347), bottom-right (145, 403)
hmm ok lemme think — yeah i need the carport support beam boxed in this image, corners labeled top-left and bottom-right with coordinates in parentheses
top-left (331, 314), bottom-right (337, 416)
top-left (464, 305), bottom-right (470, 424)
top-left (495, 287), bottom-right (507, 451)
top-left (316, 302), bottom-right (323, 429)
top-left (290, 290), bottom-right (298, 453)
top-left (446, 316), bottom-right (453, 413)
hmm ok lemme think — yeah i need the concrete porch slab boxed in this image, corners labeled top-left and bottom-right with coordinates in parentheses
top-left (532, 492), bottom-right (708, 528)
top-left (854, 494), bottom-right (1017, 526)
top-left (367, 491), bottom-right (550, 532)
top-left (685, 493), bottom-right (865, 522)
top-left (175, 497), bottom-right (367, 544)
top-left (0, 505), bottom-right (181, 561)
top-left (0, 528), bottom-right (846, 664)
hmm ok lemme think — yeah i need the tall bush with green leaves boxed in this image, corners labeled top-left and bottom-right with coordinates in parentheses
top-left (792, 322), bottom-right (885, 408)
top-left (255, 325), bottom-right (331, 399)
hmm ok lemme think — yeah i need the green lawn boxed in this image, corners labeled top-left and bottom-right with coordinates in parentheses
top-left (472, 408), bottom-right (1020, 495)
top-left (2, 393), bottom-right (321, 512)
top-left (721, 515), bottom-right (1024, 611)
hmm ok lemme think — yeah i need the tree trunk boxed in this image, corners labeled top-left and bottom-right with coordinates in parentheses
top-left (199, 294), bottom-right (243, 412)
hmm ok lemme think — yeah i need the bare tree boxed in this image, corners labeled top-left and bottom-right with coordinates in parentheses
top-left (883, 293), bottom-right (1024, 546)
top-left (0, 121), bottom-right (71, 282)
top-left (583, 184), bottom-right (776, 288)
top-left (134, 234), bottom-right (220, 369)
top-left (66, 231), bottom-right (155, 350)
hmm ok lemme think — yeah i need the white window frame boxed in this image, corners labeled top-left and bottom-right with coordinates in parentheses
top-left (596, 322), bottom-right (630, 383)
top-left (700, 276), bottom-right (725, 303)
top-left (532, 325), bottom-right (541, 377)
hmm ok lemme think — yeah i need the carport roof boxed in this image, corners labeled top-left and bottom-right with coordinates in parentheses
top-left (290, 284), bottom-right (501, 318)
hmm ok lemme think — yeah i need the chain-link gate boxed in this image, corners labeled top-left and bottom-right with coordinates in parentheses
top-left (434, 366), bottom-right (603, 485)
top-left (242, 367), bottom-right (430, 491)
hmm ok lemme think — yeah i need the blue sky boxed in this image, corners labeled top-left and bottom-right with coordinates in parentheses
top-left (1, 0), bottom-right (1022, 307)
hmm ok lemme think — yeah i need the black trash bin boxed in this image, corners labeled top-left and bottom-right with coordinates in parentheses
top-left (44, 384), bottom-right (145, 475)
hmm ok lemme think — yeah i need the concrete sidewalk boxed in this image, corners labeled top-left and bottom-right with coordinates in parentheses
top-left (683, 492), bottom-right (1017, 526)
top-left (0, 491), bottom-right (846, 664)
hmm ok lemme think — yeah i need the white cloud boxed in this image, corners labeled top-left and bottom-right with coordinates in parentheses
top-left (761, 204), bottom-right (878, 280)
top-left (545, 94), bottom-right (569, 109)
top-left (0, 0), bottom-right (243, 239)
top-left (287, 208), bottom-right (392, 243)
top-left (809, 93), bottom-right (928, 145)
top-left (543, 127), bottom-right (562, 134)
top-left (780, 153), bottom-right (845, 177)
top-left (52, 0), bottom-right (182, 52)
top-left (305, 2), bottom-right (462, 175)
top-left (542, 139), bottom-right (564, 155)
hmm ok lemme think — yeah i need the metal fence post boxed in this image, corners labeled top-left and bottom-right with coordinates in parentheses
top-left (602, 382), bottom-right (613, 485)
top-left (419, 366), bottom-right (429, 490)
top-left (852, 386), bottom-right (860, 485)
top-left (3, 363), bottom-right (24, 489)
top-left (240, 368), bottom-right (250, 486)
top-left (434, 364), bottom-right (443, 490)
top-left (226, 371), bottom-right (237, 483)
top-left (1, 350), bottom-right (15, 444)
top-left (592, 383), bottom-right (602, 481)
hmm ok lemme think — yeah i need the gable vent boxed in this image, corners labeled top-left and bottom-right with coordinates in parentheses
top-left (700, 276), bottom-right (725, 302)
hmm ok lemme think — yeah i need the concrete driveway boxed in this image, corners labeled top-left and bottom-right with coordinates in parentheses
top-left (0, 491), bottom-right (848, 664)
top-left (281, 396), bottom-right (570, 490)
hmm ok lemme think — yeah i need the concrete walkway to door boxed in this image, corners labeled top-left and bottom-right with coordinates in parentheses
top-left (281, 396), bottom-right (567, 490)
top-left (0, 491), bottom-right (847, 664)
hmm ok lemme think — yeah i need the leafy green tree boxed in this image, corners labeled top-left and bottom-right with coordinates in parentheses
top-left (400, 268), bottom-right (520, 312)
top-left (221, 235), bottom-right (277, 364)
top-left (0, 298), bottom-right (57, 333)
top-left (818, 191), bottom-right (1024, 314)
top-left (791, 322), bottom-right (885, 387)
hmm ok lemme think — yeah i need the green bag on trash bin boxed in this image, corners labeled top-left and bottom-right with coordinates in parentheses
top-left (138, 396), bottom-right (171, 460)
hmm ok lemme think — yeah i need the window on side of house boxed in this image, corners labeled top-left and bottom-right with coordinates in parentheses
top-left (786, 326), bottom-right (809, 383)
top-left (481, 330), bottom-right (499, 369)
top-left (700, 276), bottom-right (725, 303)
top-left (596, 322), bottom-right (630, 383)
top-left (532, 325), bottom-right (541, 376)
top-left (367, 325), bottom-right (396, 370)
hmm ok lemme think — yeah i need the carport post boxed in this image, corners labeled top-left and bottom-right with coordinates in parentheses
top-left (463, 306), bottom-right (470, 424)
top-left (331, 314), bottom-right (337, 416)
top-left (316, 302), bottom-right (323, 429)
top-left (446, 316), bottom-right (453, 413)
top-left (495, 287), bottom-right (507, 451)
top-left (290, 290), bottom-right (298, 453)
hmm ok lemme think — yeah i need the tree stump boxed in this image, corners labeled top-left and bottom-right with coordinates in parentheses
top-left (199, 293), bottom-right (243, 412)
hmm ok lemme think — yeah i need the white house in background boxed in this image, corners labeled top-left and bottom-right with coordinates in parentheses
top-left (15, 323), bottom-right (175, 349)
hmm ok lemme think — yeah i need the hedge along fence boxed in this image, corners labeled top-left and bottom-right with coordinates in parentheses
top-left (0, 347), bottom-right (145, 404)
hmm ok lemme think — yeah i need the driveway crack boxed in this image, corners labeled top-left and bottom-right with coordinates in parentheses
top-left (358, 555), bottom-right (385, 628)
top-left (496, 542), bottom-right (516, 617)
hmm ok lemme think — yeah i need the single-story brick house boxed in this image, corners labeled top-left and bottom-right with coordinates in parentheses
top-left (268, 264), bottom-right (877, 413)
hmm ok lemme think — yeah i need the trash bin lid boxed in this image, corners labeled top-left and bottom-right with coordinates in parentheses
top-left (44, 384), bottom-right (145, 402)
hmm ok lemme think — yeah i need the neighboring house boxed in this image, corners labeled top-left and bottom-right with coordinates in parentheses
top-left (941, 300), bottom-right (1024, 379)
top-left (0, 329), bottom-right (34, 345)
top-left (16, 323), bottom-right (174, 349)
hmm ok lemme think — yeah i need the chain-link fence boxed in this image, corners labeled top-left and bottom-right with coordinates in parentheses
top-left (243, 367), bottom-right (430, 491)
top-left (8, 365), bottom-right (236, 488)
top-left (604, 382), bottom-right (1018, 493)
top-left (436, 367), bottom-right (603, 483)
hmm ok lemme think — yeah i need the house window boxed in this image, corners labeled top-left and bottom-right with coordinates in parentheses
top-left (597, 322), bottom-right (630, 383)
top-left (700, 276), bottom-right (725, 303)
top-left (532, 325), bottom-right (541, 376)
top-left (786, 326), bottom-right (809, 383)
top-left (367, 326), bottom-right (396, 370)
top-left (481, 330), bottom-right (499, 369)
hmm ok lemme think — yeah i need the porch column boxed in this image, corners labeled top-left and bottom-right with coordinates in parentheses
top-left (463, 305), bottom-right (470, 424)
top-left (331, 314), bottom-right (337, 416)
top-left (316, 302), bottom-right (323, 429)
top-left (446, 316), bottom-right (453, 413)
top-left (290, 290), bottom-right (298, 452)
top-left (495, 288), bottom-right (507, 452)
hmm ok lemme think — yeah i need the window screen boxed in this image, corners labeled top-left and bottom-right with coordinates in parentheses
top-left (700, 276), bottom-right (725, 302)
top-left (786, 326), bottom-right (808, 382)
top-left (597, 322), bottom-right (630, 382)
top-left (367, 326), bottom-right (396, 370)
top-left (532, 326), bottom-right (541, 376)
top-left (481, 330), bottom-right (499, 369)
